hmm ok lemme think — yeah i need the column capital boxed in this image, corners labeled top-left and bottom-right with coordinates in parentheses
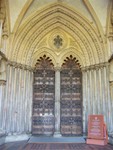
top-left (108, 34), bottom-right (113, 41)
top-left (7, 61), bottom-right (34, 71)
top-left (2, 33), bottom-right (8, 39)
top-left (0, 80), bottom-right (6, 86)
top-left (54, 66), bottom-right (61, 71)
top-left (110, 81), bottom-right (113, 87)
top-left (81, 62), bottom-right (109, 72)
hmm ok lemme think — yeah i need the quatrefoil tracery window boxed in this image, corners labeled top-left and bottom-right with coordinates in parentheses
top-left (54, 35), bottom-right (63, 49)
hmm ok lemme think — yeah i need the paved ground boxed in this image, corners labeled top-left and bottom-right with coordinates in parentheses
top-left (0, 141), bottom-right (113, 150)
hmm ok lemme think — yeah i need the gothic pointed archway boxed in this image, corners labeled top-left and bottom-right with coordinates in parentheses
top-left (32, 54), bottom-right (82, 136)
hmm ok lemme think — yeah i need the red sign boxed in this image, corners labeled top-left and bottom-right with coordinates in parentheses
top-left (88, 115), bottom-right (104, 140)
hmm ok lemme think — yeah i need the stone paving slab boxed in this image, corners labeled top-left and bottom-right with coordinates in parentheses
top-left (0, 141), bottom-right (113, 150)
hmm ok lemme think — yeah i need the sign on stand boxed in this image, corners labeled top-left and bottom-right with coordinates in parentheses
top-left (86, 115), bottom-right (108, 145)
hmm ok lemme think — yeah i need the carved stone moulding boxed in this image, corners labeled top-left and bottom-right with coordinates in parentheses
top-left (7, 61), bottom-right (34, 71)
top-left (11, 3), bottom-right (105, 67)
top-left (81, 62), bottom-right (109, 72)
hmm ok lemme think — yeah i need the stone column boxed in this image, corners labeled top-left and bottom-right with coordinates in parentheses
top-left (0, 20), bottom-right (3, 48)
top-left (81, 67), bottom-right (87, 134)
top-left (0, 80), bottom-right (6, 132)
top-left (54, 66), bottom-right (61, 137)
top-left (2, 34), bottom-right (8, 53)
top-left (110, 82), bottom-right (113, 133)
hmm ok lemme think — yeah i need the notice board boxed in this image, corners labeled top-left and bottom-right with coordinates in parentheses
top-left (88, 115), bottom-right (104, 140)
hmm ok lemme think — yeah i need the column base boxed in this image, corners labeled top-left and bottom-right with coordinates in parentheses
top-left (53, 132), bottom-right (62, 137)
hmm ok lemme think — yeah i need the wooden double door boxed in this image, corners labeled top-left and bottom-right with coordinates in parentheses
top-left (32, 55), bottom-right (83, 136)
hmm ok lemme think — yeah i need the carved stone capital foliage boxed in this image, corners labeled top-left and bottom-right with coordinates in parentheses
top-left (0, 80), bottom-right (6, 85)
top-left (81, 62), bottom-right (109, 72)
top-left (7, 61), bottom-right (34, 71)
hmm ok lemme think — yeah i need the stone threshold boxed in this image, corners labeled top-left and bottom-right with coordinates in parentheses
top-left (28, 136), bottom-right (86, 143)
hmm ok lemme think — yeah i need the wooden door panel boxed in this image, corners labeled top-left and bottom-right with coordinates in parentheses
top-left (32, 55), bottom-right (55, 136)
top-left (60, 56), bottom-right (82, 136)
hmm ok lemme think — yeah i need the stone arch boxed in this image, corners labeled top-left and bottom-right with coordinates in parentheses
top-left (35, 54), bottom-right (54, 69)
top-left (8, 3), bottom-right (106, 67)
top-left (59, 50), bottom-right (84, 68)
top-left (32, 48), bottom-right (57, 67)
top-left (25, 25), bottom-right (91, 67)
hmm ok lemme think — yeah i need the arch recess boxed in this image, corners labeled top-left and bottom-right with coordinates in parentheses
top-left (32, 48), bottom-right (57, 67)
top-left (32, 47), bottom-right (85, 68)
top-left (7, 3), bottom-right (106, 67)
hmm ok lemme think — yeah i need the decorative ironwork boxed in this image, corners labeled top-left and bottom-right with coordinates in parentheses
top-left (60, 56), bottom-right (82, 136)
top-left (32, 55), bottom-right (55, 136)
top-left (35, 55), bottom-right (54, 69)
top-left (62, 55), bottom-right (81, 69)
top-left (54, 35), bottom-right (63, 49)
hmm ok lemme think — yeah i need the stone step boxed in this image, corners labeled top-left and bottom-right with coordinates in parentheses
top-left (28, 136), bottom-right (85, 143)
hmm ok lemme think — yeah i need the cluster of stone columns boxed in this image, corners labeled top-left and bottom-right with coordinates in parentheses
top-left (0, 62), bottom-right (33, 135)
top-left (0, 80), bottom-right (6, 133)
top-left (82, 63), bottom-right (112, 135)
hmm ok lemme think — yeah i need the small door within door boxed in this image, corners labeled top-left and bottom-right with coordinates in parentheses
top-left (60, 55), bottom-right (83, 136)
top-left (32, 55), bottom-right (55, 136)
